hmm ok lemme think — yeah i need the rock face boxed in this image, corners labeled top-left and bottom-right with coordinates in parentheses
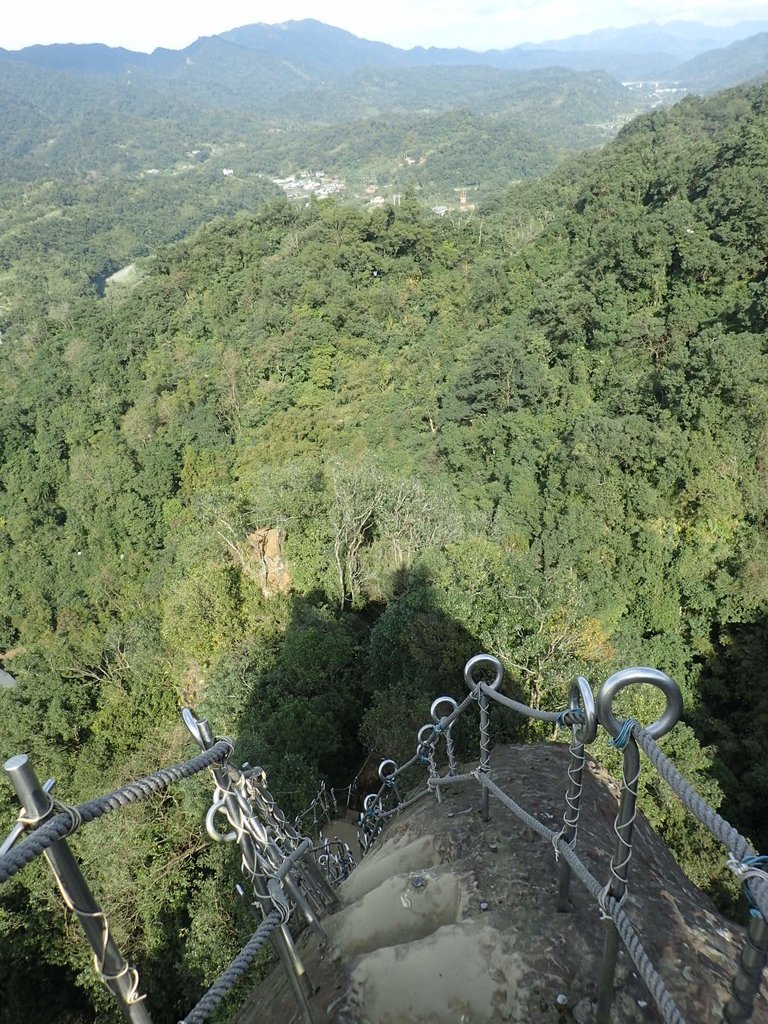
top-left (244, 527), bottom-right (291, 597)
top-left (234, 744), bottom-right (768, 1024)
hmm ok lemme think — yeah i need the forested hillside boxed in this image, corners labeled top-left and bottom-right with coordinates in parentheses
top-left (0, 46), bottom-right (642, 330)
top-left (1, 82), bottom-right (768, 1022)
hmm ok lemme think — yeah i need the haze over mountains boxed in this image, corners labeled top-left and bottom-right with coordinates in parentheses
top-left (2, 16), bottom-right (768, 326)
top-left (2, 18), bottom-right (768, 97)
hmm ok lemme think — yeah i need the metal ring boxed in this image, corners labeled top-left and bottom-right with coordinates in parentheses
top-left (464, 654), bottom-right (504, 692)
top-left (363, 793), bottom-right (380, 812)
top-left (205, 799), bottom-right (237, 843)
top-left (417, 724), bottom-right (436, 746)
top-left (431, 696), bottom-right (458, 724)
top-left (596, 667), bottom-right (683, 740)
top-left (378, 759), bottom-right (398, 783)
top-left (569, 676), bottom-right (598, 744)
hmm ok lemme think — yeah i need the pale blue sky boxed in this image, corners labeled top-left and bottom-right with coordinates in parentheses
top-left (3, 1), bottom-right (768, 53)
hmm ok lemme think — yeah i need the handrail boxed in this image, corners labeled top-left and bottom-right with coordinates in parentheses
top-left (1, 712), bottom-right (337, 1024)
top-left (351, 657), bottom-right (767, 1024)
top-left (2, 655), bottom-right (766, 1024)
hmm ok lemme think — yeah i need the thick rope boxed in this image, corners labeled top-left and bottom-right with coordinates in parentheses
top-left (428, 772), bottom-right (477, 788)
top-left (376, 787), bottom-right (431, 819)
top-left (0, 741), bottom-right (233, 884)
top-left (178, 910), bottom-right (283, 1024)
top-left (477, 773), bottom-right (687, 1024)
top-left (633, 725), bottom-right (768, 921)
top-left (482, 684), bottom-right (571, 723)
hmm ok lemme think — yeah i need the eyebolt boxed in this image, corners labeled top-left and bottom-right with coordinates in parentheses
top-left (596, 667), bottom-right (683, 741)
top-left (569, 676), bottom-right (598, 744)
top-left (205, 798), bottom-right (237, 843)
top-left (431, 696), bottom-right (458, 723)
top-left (464, 654), bottom-right (504, 692)
top-left (378, 759), bottom-right (398, 783)
top-left (417, 724), bottom-right (436, 745)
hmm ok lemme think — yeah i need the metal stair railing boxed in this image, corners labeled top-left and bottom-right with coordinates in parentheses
top-left (350, 655), bottom-right (768, 1024)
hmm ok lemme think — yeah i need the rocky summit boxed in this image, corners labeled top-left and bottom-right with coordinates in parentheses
top-left (235, 744), bottom-right (767, 1024)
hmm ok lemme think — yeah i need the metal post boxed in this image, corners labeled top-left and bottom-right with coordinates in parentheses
top-left (4, 755), bottom-right (154, 1024)
top-left (463, 656), bottom-right (504, 823)
top-left (250, 871), bottom-right (315, 1023)
top-left (417, 728), bottom-right (441, 805)
top-left (596, 736), bottom-right (640, 1024)
top-left (723, 914), bottom-right (768, 1023)
top-left (299, 856), bottom-right (339, 914)
top-left (246, 776), bottom-right (338, 913)
top-left (431, 697), bottom-right (458, 777)
top-left (182, 711), bottom-right (314, 1024)
top-left (593, 667), bottom-right (682, 1024)
top-left (557, 676), bottom-right (596, 913)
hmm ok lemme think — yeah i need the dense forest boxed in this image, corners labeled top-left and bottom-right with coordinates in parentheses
top-left (1, 76), bottom-right (768, 1023)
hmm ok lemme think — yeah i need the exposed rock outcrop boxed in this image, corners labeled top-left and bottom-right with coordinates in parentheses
top-left (235, 744), bottom-right (768, 1023)
top-left (243, 527), bottom-right (292, 597)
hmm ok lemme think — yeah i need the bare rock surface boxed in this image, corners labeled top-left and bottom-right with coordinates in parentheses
top-left (233, 743), bottom-right (768, 1024)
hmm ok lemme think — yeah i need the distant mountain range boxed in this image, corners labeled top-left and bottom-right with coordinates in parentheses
top-left (2, 18), bottom-right (767, 199)
top-left (1, 18), bottom-right (767, 100)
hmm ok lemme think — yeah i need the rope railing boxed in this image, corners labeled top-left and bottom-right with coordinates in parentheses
top-left (0, 712), bottom-right (341, 1024)
top-left (351, 655), bottom-right (768, 1024)
top-left (0, 741), bottom-right (233, 884)
top-left (179, 911), bottom-right (283, 1024)
top-left (2, 655), bottom-right (767, 1024)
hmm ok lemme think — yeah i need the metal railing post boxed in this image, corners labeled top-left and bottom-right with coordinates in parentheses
top-left (724, 914), bottom-right (768, 1023)
top-left (594, 668), bottom-right (683, 1024)
top-left (431, 697), bottom-right (458, 777)
top-left (182, 711), bottom-right (315, 1024)
top-left (464, 655), bottom-right (504, 823)
top-left (557, 677), bottom-right (596, 912)
top-left (4, 755), bottom-right (154, 1024)
top-left (596, 735), bottom-right (640, 1024)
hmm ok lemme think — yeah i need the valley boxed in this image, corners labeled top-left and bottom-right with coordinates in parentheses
top-left (1, 17), bottom-right (768, 1024)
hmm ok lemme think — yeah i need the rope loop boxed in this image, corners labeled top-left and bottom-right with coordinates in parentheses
top-left (609, 718), bottom-right (638, 751)
top-left (726, 854), bottom-right (768, 919)
top-left (597, 882), bottom-right (627, 920)
top-left (52, 800), bottom-right (83, 839)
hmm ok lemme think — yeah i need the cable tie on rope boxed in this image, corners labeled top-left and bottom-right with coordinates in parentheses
top-left (609, 718), bottom-right (638, 751)
top-left (726, 854), bottom-right (768, 919)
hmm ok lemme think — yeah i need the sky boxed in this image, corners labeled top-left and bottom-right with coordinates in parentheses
top-left (2, 1), bottom-right (768, 54)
